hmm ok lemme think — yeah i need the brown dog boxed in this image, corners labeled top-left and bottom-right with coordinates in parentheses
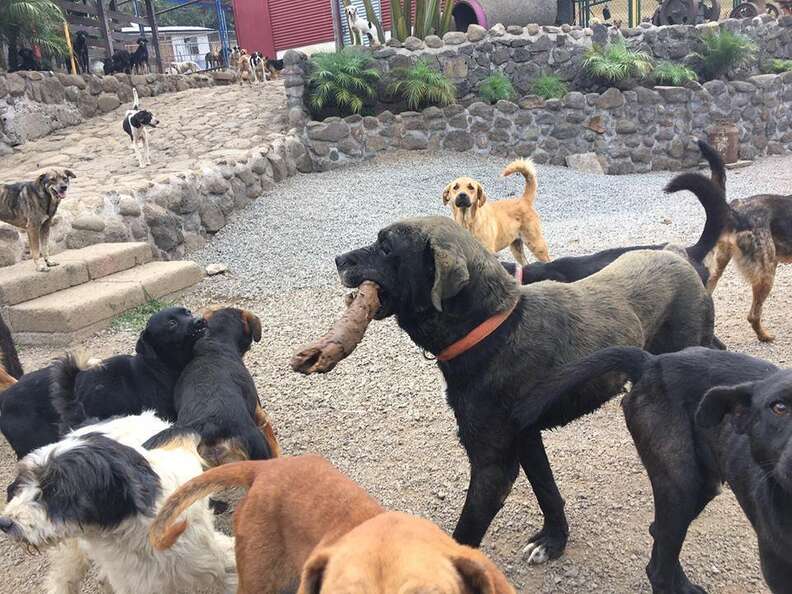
top-left (150, 456), bottom-right (515, 594)
top-left (0, 168), bottom-right (75, 272)
top-left (443, 159), bottom-right (550, 264)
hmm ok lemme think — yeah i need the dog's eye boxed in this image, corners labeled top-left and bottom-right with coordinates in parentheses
top-left (168, 319), bottom-right (178, 329)
top-left (771, 402), bottom-right (788, 416)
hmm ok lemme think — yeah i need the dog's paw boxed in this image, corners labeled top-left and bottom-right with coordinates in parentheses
top-left (522, 541), bottom-right (549, 564)
top-left (45, 260), bottom-right (59, 267)
top-left (522, 528), bottom-right (568, 565)
top-left (36, 264), bottom-right (50, 273)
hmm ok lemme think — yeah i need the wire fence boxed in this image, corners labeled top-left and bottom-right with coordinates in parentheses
top-left (576, 0), bottom-right (742, 27)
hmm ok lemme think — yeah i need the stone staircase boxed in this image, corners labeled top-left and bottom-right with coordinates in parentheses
top-left (0, 243), bottom-right (204, 345)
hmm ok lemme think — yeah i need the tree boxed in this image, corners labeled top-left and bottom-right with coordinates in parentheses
top-left (0, 0), bottom-right (68, 71)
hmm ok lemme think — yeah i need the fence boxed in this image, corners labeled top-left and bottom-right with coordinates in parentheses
top-left (575, 0), bottom-right (741, 27)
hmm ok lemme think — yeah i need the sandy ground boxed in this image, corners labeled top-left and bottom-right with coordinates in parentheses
top-left (2, 154), bottom-right (791, 593)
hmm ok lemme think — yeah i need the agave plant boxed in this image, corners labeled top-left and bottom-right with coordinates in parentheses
top-left (478, 72), bottom-right (516, 104)
top-left (387, 59), bottom-right (456, 110)
top-left (688, 31), bottom-right (757, 81)
top-left (0, 0), bottom-right (68, 70)
top-left (583, 40), bottom-right (653, 83)
top-left (530, 74), bottom-right (569, 100)
top-left (653, 61), bottom-right (698, 86)
top-left (390, 0), bottom-right (456, 42)
top-left (307, 49), bottom-right (381, 118)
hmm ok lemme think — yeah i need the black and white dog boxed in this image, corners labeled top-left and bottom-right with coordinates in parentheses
top-left (345, 5), bottom-right (378, 45)
top-left (123, 88), bottom-right (159, 168)
top-left (250, 51), bottom-right (266, 82)
top-left (72, 31), bottom-right (90, 74)
top-left (130, 38), bottom-right (149, 74)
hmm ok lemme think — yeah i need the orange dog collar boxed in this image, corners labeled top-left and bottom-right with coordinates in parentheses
top-left (436, 301), bottom-right (518, 362)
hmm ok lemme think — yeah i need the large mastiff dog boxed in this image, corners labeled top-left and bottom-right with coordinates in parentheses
top-left (335, 216), bottom-right (717, 564)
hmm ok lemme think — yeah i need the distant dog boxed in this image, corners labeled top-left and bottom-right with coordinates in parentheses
top-left (144, 307), bottom-right (279, 466)
top-left (500, 141), bottom-right (729, 286)
top-left (72, 31), bottom-right (89, 74)
top-left (123, 88), bottom-right (159, 168)
top-left (443, 159), bottom-right (551, 264)
top-left (336, 216), bottom-right (717, 563)
top-left (231, 48), bottom-right (254, 84)
top-left (166, 60), bottom-right (199, 75)
top-left (345, 4), bottom-right (379, 45)
top-left (205, 49), bottom-right (220, 69)
top-left (250, 51), bottom-right (267, 82)
top-left (515, 346), bottom-right (790, 593)
top-left (0, 168), bottom-right (76, 272)
top-left (103, 49), bottom-right (132, 74)
top-left (16, 48), bottom-right (41, 71)
top-left (130, 37), bottom-right (149, 74)
top-left (705, 154), bottom-right (792, 341)
top-left (266, 57), bottom-right (284, 79)
top-left (150, 456), bottom-right (515, 594)
top-left (0, 412), bottom-right (237, 594)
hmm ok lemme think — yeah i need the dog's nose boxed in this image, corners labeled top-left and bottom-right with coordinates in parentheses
top-left (0, 517), bottom-right (14, 533)
top-left (335, 254), bottom-right (350, 270)
top-left (455, 193), bottom-right (471, 208)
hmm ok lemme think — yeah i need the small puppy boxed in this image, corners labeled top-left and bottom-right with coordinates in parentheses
top-left (123, 88), bottom-right (159, 168)
top-left (0, 412), bottom-right (237, 594)
top-left (150, 456), bottom-right (515, 594)
top-left (144, 307), bottom-right (279, 466)
top-left (443, 159), bottom-right (550, 264)
top-left (0, 168), bottom-right (75, 272)
top-left (515, 346), bottom-right (790, 593)
top-left (345, 5), bottom-right (379, 45)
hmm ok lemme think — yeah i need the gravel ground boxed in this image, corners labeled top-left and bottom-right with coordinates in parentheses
top-left (3, 151), bottom-right (792, 593)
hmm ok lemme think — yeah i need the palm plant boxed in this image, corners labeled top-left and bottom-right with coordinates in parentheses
top-left (653, 61), bottom-right (698, 86)
top-left (390, 0), bottom-right (456, 42)
top-left (307, 50), bottom-right (381, 118)
top-left (387, 59), bottom-right (456, 110)
top-left (1, 0), bottom-right (68, 71)
top-left (478, 72), bottom-right (516, 104)
top-left (530, 74), bottom-right (569, 100)
top-left (583, 40), bottom-right (653, 83)
top-left (688, 31), bottom-right (757, 81)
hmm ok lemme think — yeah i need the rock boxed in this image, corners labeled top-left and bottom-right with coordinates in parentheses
top-left (443, 31), bottom-right (467, 45)
top-left (71, 213), bottom-right (106, 232)
top-left (596, 88), bottom-right (625, 110)
top-left (307, 120), bottom-right (351, 142)
top-left (144, 204), bottom-right (184, 251)
top-left (616, 119), bottom-right (637, 134)
top-left (425, 35), bottom-right (444, 49)
top-left (585, 115), bottom-right (607, 134)
top-left (443, 130), bottom-right (474, 151)
top-left (101, 76), bottom-right (119, 93)
top-left (467, 24), bottom-right (487, 42)
top-left (206, 263), bottom-right (228, 276)
top-left (656, 86), bottom-right (688, 103)
top-left (97, 93), bottom-right (121, 113)
top-left (404, 36), bottom-right (425, 51)
top-left (7, 73), bottom-right (26, 96)
top-left (199, 199), bottom-right (226, 233)
top-left (118, 196), bottom-right (142, 217)
top-left (40, 77), bottom-right (65, 104)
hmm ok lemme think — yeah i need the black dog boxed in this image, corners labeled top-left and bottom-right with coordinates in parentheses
top-left (51, 306), bottom-right (206, 433)
top-left (72, 31), bottom-right (90, 74)
top-left (144, 307), bottom-right (279, 466)
top-left (16, 48), bottom-right (41, 71)
top-left (0, 316), bottom-right (22, 381)
top-left (336, 216), bottom-right (716, 564)
top-left (515, 346), bottom-right (790, 593)
top-left (130, 38), bottom-right (149, 74)
top-left (501, 140), bottom-right (728, 286)
top-left (104, 49), bottom-right (132, 75)
top-left (1, 367), bottom-right (61, 458)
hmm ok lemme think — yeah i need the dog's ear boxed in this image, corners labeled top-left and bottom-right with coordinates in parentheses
top-left (451, 553), bottom-right (498, 594)
top-left (430, 238), bottom-right (470, 312)
top-left (135, 331), bottom-right (159, 361)
top-left (696, 382), bottom-right (755, 433)
top-left (442, 183), bottom-right (453, 206)
top-left (64, 169), bottom-right (76, 179)
top-left (37, 172), bottom-right (50, 186)
top-left (476, 183), bottom-right (487, 207)
top-left (297, 550), bottom-right (330, 594)
top-left (240, 310), bottom-right (262, 342)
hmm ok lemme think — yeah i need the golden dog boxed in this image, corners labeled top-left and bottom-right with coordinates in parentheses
top-left (443, 159), bottom-right (550, 264)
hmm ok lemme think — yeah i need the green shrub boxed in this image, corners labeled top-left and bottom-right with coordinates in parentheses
top-left (478, 72), bottom-right (517, 104)
top-left (530, 74), bottom-right (569, 100)
top-left (307, 49), bottom-right (381, 117)
top-left (387, 59), bottom-right (456, 110)
top-left (653, 61), bottom-right (698, 86)
top-left (768, 58), bottom-right (792, 73)
top-left (689, 31), bottom-right (757, 81)
top-left (583, 40), bottom-right (653, 82)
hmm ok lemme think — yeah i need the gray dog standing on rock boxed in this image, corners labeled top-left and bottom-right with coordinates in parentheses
top-left (335, 216), bottom-right (717, 565)
top-left (0, 168), bottom-right (75, 272)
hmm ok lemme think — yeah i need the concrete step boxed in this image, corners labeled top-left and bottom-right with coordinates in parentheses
top-left (5, 260), bottom-right (204, 346)
top-left (0, 243), bottom-right (153, 306)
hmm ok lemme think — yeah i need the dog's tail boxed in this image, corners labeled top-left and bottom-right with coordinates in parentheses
top-left (664, 172), bottom-right (729, 264)
top-left (0, 316), bottom-right (23, 380)
top-left (512, 346), bottom-right (652, 431)
top-left (132, 87), bottom-right (140, 110)
top-left (697, 139), bottom-right (726, 193)
top-left (50, 353), bottom-right (95, 420)
top-left (149, 461), bottom-right (261, 550)
top-left (500, 159), bottom-right (538, 204)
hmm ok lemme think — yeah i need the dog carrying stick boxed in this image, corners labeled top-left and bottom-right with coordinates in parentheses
top-left (290, 281), bottom-right (380, 374)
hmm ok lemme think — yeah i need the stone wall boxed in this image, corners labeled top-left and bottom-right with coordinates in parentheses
top-left (0, 71), bottom-right (216, 154)
top-left (298, 73), bottom-right (792, 174)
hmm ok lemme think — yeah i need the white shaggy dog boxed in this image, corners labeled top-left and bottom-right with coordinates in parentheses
top-left (0, 411), bottom-right (236, 594)
top-left (345, 5), bottom-right (379, 45)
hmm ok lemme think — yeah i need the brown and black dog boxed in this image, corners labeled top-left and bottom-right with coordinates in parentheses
top-left (0, 168), bottom-right (75, 272)
top-left (150, 455), bottom-right (515, 594)
top-left (443, 159), bottom-right (550, 264)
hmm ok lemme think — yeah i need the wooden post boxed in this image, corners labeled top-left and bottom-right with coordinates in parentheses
top-left (143, 0), bottom-right (163, 73)
top-left (95, 0), bottom-right (114, 56)
top-left (331, 0), bottom-right (344, 50)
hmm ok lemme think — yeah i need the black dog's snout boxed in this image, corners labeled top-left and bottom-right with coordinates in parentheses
top-left (0, 517), bottom-right (14, 533)
top-left (335, 253), bottom-right (354, 270)
top-left (455, 193), bottom-right (471, 208)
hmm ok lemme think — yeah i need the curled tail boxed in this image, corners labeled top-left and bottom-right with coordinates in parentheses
top-left (0, 316), bottom-right (23, 380)
top-left (664, 172), bottom-right (729, 264)
top-left (501, 159), bottom-right (537, 204)
top-left (132, 87), bottom-right (140, 110)
top-left (149, 461), bottom-right (260, 550)
top-left (50, 353), bottom-right (95, 429)
top-left (513, 346), bottom-right (652, 431)
top-left (697, 139), bottom-right (726, 193)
